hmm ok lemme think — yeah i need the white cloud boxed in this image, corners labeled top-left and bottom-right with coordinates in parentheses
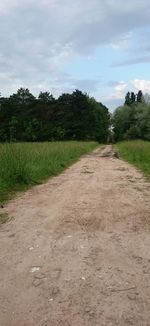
top-left (0, 0), bottom-right (150, 102)
top-left (132, 79), bottom-right (150, 93)
top-left (97, 81), bottom-right (127, 111)
top-left (115, 81), bottom-right (127, 93)
top-left (103, 81), bottom-right (127, 101)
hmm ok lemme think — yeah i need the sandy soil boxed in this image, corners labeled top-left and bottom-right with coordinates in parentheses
top-left (0, 145), bottom-right (150, 326)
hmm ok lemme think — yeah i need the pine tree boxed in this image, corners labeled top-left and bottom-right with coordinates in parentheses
top-left (130, 92), bottom-right (136, 104)
top-left (125, 92), bottom-right (131, 105)
top-left (137, 90), bottom-right (143, 103)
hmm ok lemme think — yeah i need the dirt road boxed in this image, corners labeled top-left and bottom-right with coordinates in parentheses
top-left (0, 145), bottom-right (150, 326)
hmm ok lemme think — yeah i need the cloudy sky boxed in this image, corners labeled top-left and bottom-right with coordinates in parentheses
top-left (0, 0), bottom-right (150, 110)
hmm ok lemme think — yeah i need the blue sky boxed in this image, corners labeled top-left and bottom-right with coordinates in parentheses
top-left (0, 0), bottom-right (150, 111)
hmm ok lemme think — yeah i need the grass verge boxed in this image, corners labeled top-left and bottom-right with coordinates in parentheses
top-left (0, 141), bottom-right (99, 204)
top-left (116, 140), bottom-right (150, 179)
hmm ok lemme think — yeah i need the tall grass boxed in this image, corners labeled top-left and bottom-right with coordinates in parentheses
top-left (0, 141), bottom-right (98, 203)
top-left (117, 140), bottom-right (150, 179)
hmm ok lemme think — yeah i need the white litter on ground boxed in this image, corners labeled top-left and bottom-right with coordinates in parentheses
top-left (30, 267), bottom-right (40, 273)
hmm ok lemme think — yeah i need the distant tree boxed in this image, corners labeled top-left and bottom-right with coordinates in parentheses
top-left (130, 92), bottom-right (136, 104)
top-left (135, 103), bottom-right (150, 140)
top-left (137, 90), bottom-right (143, 103)
top-left (113, 101), bottom-right (150, 141)
top-left (38, 92), bottom-right (55, 104)
top-left (9, 88), bottom-right (35, 106)
top-left (125, 92), bottom-right (131, 105)
top-left (112, 105), bottom-right (134, 141)
top-left (0, 88), bottom-right (110, 142)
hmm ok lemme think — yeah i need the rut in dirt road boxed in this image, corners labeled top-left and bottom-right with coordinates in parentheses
top-left (0, 145), bottom-right (150, 326)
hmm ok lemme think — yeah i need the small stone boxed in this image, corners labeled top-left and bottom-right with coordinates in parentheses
top-left (127, 293), bottom-right (137, 301)
top-left (52, 287), bottom-right (60, 295)
top-left (48, 298), bottom-right (53, 302)
top-left (34, 272), bottom-right (45, 279)
top-left (9, 233), bottom-right (15, 238)
top-left (85, 309), bottom-right (95, 316)
top-left (32, 279), bottom-right (43, 287)
top-left (2, 309), bottom-right (7, 313)
top-left (89, 311), bottom-right (95, 316)
top-left (85, 307), bottom-right (90, 313)
top-left (143, 267), bottom-right (150, 274)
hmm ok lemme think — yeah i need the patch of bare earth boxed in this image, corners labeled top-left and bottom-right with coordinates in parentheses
top-left (0, 145), bottom-right (150, 326)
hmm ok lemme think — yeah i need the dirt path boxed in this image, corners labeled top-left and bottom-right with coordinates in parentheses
top-left (0, 145), bottom-right (150, 326)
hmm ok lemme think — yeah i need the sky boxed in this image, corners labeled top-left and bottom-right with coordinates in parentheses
top-left (0, 0), bottom-right (150, 111)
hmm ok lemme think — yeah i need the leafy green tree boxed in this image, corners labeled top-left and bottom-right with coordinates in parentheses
top-left (0, 88), bottom-right (110, 142)
top-left (113, 105), bottom-right (133, 141)
top-left (113, 101), bottom-right (150, 141)
top-left (135, 103), bottom-right (150, 140)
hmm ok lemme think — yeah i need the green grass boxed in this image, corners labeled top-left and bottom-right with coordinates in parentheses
top-left (0, 141), bottom-right (98, 204)
top-left (116, 140), bottom-right (150, 179)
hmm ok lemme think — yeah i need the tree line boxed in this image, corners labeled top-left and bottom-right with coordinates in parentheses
top-left (113, 90), bottom-right (150, 142)
top-left (125, 90), bottom-right (143, 105)
top-left (0, 88), bottom-right (110, 142)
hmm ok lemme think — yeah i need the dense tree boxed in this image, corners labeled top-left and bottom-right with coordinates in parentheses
top-left (125, 90), bottom-right (143, 106)
top-left (113, 99), bottom-right (150, 141)
top-left (135, 103), bottom-right (150, 140)
top-left (38, 92), bottom-right (55, 104)
top-left (125, 92), bottom-right (131, 105)
top-left (112, 105), bottom-right (134, 141)
top-left (137, 90), bottom-right (143, 103)
top-left (9, 88), bottom-right (35, 106)
top-left (0, 88), bottom-right (110, 142)
top-left (130, 92), bottom-right (136, 104)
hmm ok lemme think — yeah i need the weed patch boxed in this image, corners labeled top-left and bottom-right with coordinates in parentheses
top-left (0, 141), bottom-right (99, 203)
top-left (116, 141), bottom-right (150, 179)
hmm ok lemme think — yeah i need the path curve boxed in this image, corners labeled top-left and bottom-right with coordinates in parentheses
top-left (0, 145), bottom-right (150, 326)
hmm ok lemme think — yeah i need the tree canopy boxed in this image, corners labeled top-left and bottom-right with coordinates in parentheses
top-left (0, 88), bottom-right (110, 143)
top-left (113, 91), bottom-right (150, 142)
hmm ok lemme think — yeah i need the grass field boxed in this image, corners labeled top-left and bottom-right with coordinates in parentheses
top-left (117, 140), bottom-right (150, 179)
top-left (0, 141), bottom-right (98, 204)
